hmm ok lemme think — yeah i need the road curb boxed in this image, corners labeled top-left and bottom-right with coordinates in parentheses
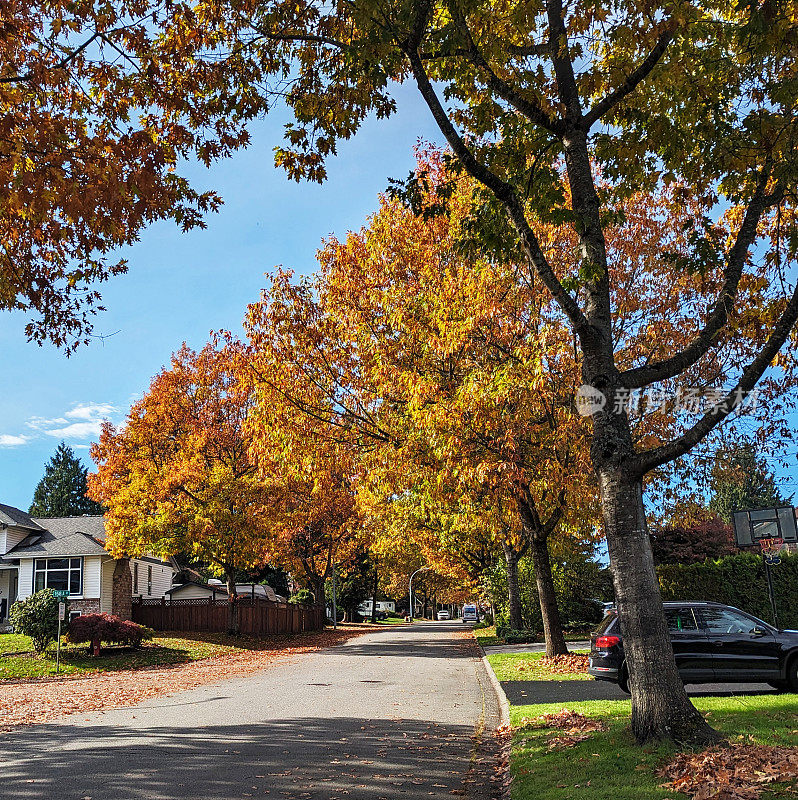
top-left (478, 648), bottom-right (510, 728)
top-left (475, 637), bottom-right (512, 800)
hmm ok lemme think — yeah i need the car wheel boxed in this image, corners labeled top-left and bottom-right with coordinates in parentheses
top-left (617, 666), bottom-right (631, 694)
top-left (786, 656), bottom-right (798, 692)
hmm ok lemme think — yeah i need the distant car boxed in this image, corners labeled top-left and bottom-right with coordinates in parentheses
top-left (437, 610), bottom-right (451, 620)
top-left (461, 604), bottom-right (479, 623)
top-left (589, 601), bottom-right (798, 693)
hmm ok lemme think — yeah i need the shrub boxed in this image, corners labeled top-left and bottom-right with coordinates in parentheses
top-left (289, 588), bottom-right (314, 605)
top-left (495, 626), bottom-right (541, 644)
top-left (65, 613), bottom-right (154, 654)
top-left (385, 611), bottom-right (402, 619)
top-left (9, 589), bottom-right (64, 653)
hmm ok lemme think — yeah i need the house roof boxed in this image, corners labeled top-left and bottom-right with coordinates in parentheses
top-left (0, 504), bottom-right (46, 532)
top-left (7, 516), bottom-right (108, 558)
top-left (167, 580), bottom-right (285, 603)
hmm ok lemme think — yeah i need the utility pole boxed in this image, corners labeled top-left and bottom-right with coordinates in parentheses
top-left (331, 566), bottom-right (338, 630)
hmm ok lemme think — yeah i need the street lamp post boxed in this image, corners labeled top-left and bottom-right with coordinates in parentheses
top-left (408, 566), bottom-right (430, 622)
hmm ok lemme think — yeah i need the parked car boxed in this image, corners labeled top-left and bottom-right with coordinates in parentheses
top-left (436, 610), bottom-right (451, 620)
top-left (589, 601), bottom-right (798, 693)
top-left (462, 604), bottom-right (479, 623)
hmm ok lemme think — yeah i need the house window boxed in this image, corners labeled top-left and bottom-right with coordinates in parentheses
top-left (133, 563), bottom-right (139, 594)
top-left (147, 566), bottom-right (153, 596)
top-left (34, 558), bottom-right (83, 596)
top-left (69, 611), bottom-right (82, 622)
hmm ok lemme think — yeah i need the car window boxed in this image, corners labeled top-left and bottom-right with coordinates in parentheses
top-left (701, 608), bottom-right (759, 635)
top-left (593, 613), bottom-right (617, 635)
top-left (664, 608), bottom-right (699, 633)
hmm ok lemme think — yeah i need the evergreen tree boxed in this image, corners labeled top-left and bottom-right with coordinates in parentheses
top-left (709, 442), bottom-right (790, 524)
top-left (29, 442), bottom-right (104, 517)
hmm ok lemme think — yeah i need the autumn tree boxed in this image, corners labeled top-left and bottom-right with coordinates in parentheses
top-left (243, 162), bottom-right (598, 654)
top-left (710, 442), bottom-right (791, 524)
top-left (29, 442), bottom-right (103, 517)
top-left (649, 512), bottom-right (737, 566)
top-left (1, 1), bottom-right (269, 349)
top-left (121, 0), bottom-right (798, 742)
top-left (240, 344), bottom-right (367, 606)
top-left (89, 342), bottom-right (270, 633)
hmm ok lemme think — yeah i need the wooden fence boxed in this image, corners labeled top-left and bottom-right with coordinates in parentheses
top-left (132, 596), bottom-right (325, 635)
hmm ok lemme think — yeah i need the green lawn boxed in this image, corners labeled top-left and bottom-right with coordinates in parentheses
top-left (487, 651), bottom-right (589, 682)
top-left (474, 626), bottom-right (594, 648)
top-left (0, 632), bottom-right (257, 680)
top-left (376, 617), bottom-right (407, 625)
top-left (508, 694), bottom-right (798, 800)
top-left (473, 625), bottom-right (502, 647)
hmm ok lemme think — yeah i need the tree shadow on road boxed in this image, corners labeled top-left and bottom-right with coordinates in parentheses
top-left (0, 716), bottom-right (501, 800)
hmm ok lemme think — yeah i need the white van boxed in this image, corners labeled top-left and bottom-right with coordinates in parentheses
top-left (462, 604), bottom-right (479, 623)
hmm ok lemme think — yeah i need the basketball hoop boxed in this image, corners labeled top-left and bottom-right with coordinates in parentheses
top-left (759, 537), bottom-right (785, 566)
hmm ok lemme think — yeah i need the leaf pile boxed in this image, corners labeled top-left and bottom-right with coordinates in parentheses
top-left (537, 654), bottom-right (589, 674)
top-left (659, 744), bottom-right (798, 799)
top-left (524, 709), bottom-right (608, 751)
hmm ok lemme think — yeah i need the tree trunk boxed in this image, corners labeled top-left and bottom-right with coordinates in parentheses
top-left (370, 564), bottom-right (379, 624)
top-left (503, 542), bottom-right (523, 631)
top-left (600, 472), bottom-right (721, 744)
top-left (225, 571), bottom-right (240, 635)
top-left (309, 575), bottom-right (326, 609)
top-left (529, 535), bottom-right (569, 656)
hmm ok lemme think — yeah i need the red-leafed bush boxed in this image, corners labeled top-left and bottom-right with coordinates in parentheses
top-left (65, 613), bottom-right (154, 655)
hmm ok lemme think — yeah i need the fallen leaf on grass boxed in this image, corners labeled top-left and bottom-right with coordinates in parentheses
top-left (538, 655), bottom-right (589, 674)
top-left (659, 744), bottom-right (798, 799)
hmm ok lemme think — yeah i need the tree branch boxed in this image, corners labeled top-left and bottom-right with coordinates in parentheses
top-left (620, 168), bottom-right (782, 389)
top-left (583, 28), bottom-right (677, 128)
top-left (446, 0), bottom-right (561, 134)
top-left (545, 0), bottom-right (582, 121)
top-left (633, 280), bottom-right (798, 476)
top-left (404, 47), bottom-right (592, 339)
top-left (0, 32), bottom-right (100, 84)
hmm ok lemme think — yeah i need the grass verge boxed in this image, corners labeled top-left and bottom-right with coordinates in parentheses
top-left (507, 694), bottom-right (798, 800)
top-left (1, 631), bottom-right (280, 680)
top-left (487, 651), bottom-right (589, 682)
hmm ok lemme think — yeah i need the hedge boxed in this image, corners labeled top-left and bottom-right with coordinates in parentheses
top-left (657, 551), bottom-right (798, 629)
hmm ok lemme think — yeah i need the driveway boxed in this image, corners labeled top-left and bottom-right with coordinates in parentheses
top-left (0, 622), bottom-right (503, 800)
top-left (501, 679), bottom-right (778, 705)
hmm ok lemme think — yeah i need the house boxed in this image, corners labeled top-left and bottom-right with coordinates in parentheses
top-left (165, 579), bottom-right (285, 603)
top-left (0, 503), bottom-right (174, 628)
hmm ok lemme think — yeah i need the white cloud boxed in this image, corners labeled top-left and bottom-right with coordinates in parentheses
top-left (64, 403), bottom-right (118, 421)
top-left (42, 420), bottom-right (106, 440)
top-left (0, 434), bottom-right (30, 447)
top-left (25, 402), bottom-right (120, 443)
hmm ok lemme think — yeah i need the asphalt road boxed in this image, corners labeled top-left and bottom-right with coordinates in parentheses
top-left (0, 622), bottom-right (502, 800)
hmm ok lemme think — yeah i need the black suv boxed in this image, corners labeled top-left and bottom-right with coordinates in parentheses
top-left (589, 602), bottom-right (798, 693)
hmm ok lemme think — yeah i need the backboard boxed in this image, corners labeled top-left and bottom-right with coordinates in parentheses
top-left (732, 506), bottom-right (798, 548)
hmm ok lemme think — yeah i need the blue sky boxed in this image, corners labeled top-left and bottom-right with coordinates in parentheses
top-left (0, 85), bottom-right (443, 510)
top-left (1, 83), bottom-right (796, 513)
